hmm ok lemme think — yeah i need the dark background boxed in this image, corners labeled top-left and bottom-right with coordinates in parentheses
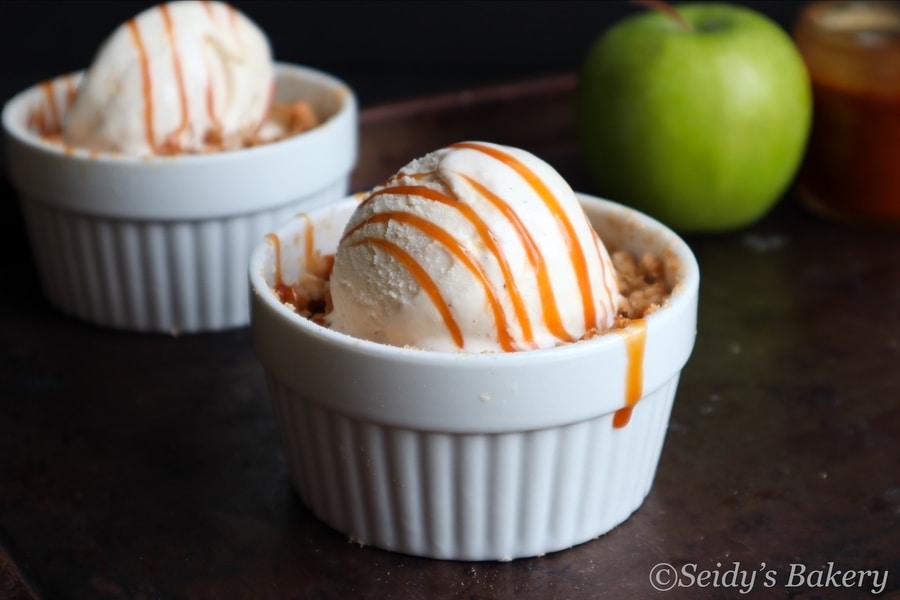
top-left (5, 4), bottom-right (900, 599)
top-left (2, 1), bottom-right (808, 111)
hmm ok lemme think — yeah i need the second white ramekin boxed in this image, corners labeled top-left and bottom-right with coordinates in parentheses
top-left (3, 63), bottom-right (357, 333)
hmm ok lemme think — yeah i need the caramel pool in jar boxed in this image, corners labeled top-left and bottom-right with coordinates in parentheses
top-left (793, 1), bottom-right (900, 227)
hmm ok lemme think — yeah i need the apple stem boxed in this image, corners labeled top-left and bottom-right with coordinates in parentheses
top-left (632, 0), bottom-right (693, 32)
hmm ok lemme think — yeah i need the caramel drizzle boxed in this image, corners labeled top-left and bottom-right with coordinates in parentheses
top-left (29, 75), bottom-right (87, 141)
top-left (127, 3), bottom-right (237, 154)
top-left (451, 142), bottom-right (599, 333)
top-left (345, 206), bottom-right (517, 351)
top-left (64, 75), bottom-right (77, 108)
top-left (346, 142), bottom-right (613, 350)
top-left (204, 57), bottom-right (220, 127)
top-left (127, 18), bottom-right (156, 153)
top-left (28, 82), bottom-right (53, 135)
top-left (266, 232), bottom-right (291, 302)
top-left (460, 174), bottom-right (569, 343)
top-left (267, 216), bottom-right (318, 308)
top-left (612, 319), bottom-right (647, 428)
top-left (364, 238), bottom-right (466, 349)
top-left (39, 81), bottom-right (59, 132)
top-left (362, 184), bottom-right (531, 345)
top-left (302, 215), bottom-right (316, 271)
top-left (199, 1), bottom-right (221, 127)
top-left (160, 4), bottom-right (190, 152)
top-left (30, 5), bottom-right (241, 153)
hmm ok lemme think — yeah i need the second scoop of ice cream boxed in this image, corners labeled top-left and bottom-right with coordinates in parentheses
top-left (328, 141), bottom-right (620, 353)
top-left (62, 0), bottom-right (274, 156)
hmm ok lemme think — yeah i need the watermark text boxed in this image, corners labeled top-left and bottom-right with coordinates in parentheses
top-left (649, 561), bottom-right (889, 595)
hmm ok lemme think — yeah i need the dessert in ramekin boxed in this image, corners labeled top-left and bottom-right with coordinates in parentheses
top-left (2, 2), bottom-right (357, 333)
top-left (249, 182), bottom-right (699, 560)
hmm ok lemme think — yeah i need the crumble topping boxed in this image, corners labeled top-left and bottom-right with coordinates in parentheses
top-left (278, 252), bottom-right (334, 327)
top-left (236, 100), bottom-right (321, 150)
top-left (610, 250), bottom-right (671, 323)
top-left (29, 99), bottom-right (320, 155)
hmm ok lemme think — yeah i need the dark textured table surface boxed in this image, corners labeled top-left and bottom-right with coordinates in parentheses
top-left (1, 73), bottom-right (899, 600)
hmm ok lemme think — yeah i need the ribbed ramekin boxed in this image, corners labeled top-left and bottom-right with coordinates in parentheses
top-left (3, 63), bottom-right (357, 333)
top-left (249, 193), bottom-right (699, 561)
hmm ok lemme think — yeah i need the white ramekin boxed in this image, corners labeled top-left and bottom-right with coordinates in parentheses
top-left (2, 63), bottom-right (357, 334)
top-left (249, 193), bottom-right (699, 561)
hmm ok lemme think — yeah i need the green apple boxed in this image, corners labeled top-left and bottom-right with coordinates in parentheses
top-left (575, 2), bottom-right (812, 233)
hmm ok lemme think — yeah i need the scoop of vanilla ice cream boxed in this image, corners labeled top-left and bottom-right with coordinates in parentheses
top-left (63, 0), bottom-right (273, 156)
top-left (328, 141), bottom-right (620, 353)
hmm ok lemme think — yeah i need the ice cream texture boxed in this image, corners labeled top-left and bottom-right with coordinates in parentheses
top-left (328, 141), bottom-right (620, 353)
top-left (62, 0), bottom-right (274, 156)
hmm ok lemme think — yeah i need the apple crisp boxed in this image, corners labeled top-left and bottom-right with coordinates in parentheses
top-left (610, 249), bottom-right (671, 322)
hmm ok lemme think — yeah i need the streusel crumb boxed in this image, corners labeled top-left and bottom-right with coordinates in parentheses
top-left (31, 99), bottom-right (320, 154)
top-left (280, 252), bottom-right (334, 326)
top-left (209, 99), bottom-right (321, 151)
top-left (611, 250), bottom-right (671, 322)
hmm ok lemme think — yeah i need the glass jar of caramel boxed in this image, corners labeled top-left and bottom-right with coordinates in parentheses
top-left (793, 1), bottom-right (900, 227)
